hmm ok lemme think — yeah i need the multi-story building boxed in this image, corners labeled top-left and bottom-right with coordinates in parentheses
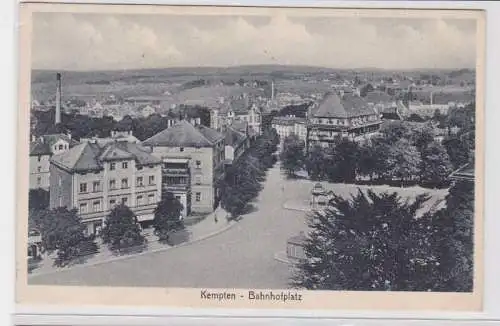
top-left (142, 120), bottom-right (225, 215)
top-left (29, 133), bottom-right (78, 190)
top-left (306, 92), bottom-right (382, 149)
top-left (271, 116), bottom-right (307, 148)
top-left (49, 140), bottom-right (162, 235)
top-left (223, 124), bottom-right (250, 166)
top-left (210, 97), bottom-right (262, 136)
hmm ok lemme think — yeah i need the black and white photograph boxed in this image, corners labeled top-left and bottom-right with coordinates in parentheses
top-left (17, 3), bottom-right (484, 311)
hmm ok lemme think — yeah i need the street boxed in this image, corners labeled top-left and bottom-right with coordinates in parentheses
top-left (28, 164), bottom-right (309, 289)
top-left (28, 163), bottom-right (448, 288)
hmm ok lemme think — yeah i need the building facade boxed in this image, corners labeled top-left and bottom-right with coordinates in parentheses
top-left (224, 125), bottom-right (250, 165)
top-left (49, 140), bottom-right (162, 235)
top-left (210, 97), bottom-right (262, 136)
top-left (29, 134), bottom-right (78, 190)
top-left (271, 116), bottom-right (307, 148)
top-left (142, 120), bottom-right (225, 215)
top-left (306, 92), bottom-right (382, 149)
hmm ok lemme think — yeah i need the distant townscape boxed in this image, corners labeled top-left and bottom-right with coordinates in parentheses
top-left (27, 65), bottom-right (475, 292)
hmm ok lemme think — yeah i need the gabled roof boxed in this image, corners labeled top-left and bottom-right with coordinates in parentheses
top-left (29, 134), bottom-right (79, 156)
top-left (142, 120), bottom-right (223, 148)
top-left (197, 125), bottom-right (225, 143)
top-left (98, 145), bottom-right (135, 162)
top-left (312, 92), bottom-right (376, 118)
top-left (50, 141), bottom-right (161, 172)
top-left (224, 126), bottom-right (247, 147)
top-left (51, 142), bottom-right (102, 171)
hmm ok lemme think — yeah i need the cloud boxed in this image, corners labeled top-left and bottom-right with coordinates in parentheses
top-left (31, 12), bottom-right (477, 70)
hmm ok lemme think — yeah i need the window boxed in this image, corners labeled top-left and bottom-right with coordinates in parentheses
top-left (109, 179), bottom-right (116, 190)
top-left (136, 195), bottom-right (144, 206)
top-left (121, 178), bottom-right (128, 188)
top-left (196, 160), bottom-right (202, 168)
top-left (37, 156), bottom-right (41, 162)
top-left (110, 162), bottom-right (116, 171)
top-left (136, 176), bottom-right (143, 187)
top-left (122, 197), bottom-right (128, 205)
top-left (122, 162), bottom-right (128, 169)
top-left (59, 196), bottom-right (63, 207)
top-left (58, 177), bottom-right (62, 186)
top-left (195, 192), bottom-right (201, 202)
top-left (137, 166), bottom-right (143, 171)
top-left (79, 183), bottom-right (87, 193)
top-left (93, 200), bottom-right (101, 212)
top-left (148, 194), bottom-right (155, 204)
top-left (109, 199), bottom-right (116, 207)
top-left (58, 144), bottom-right (63, 150)
top-left (37, 166), bottom-right (41, 173)
top-left (92, 181), bottom-right (101, 192)
top-left (36, 177), bottom-right (41, 186)
top-left (180, 147), bottom-right (184, 152)
top-left (79, 203), bottom-right (87, 213)
top-left (195, 176), bottom-right (201, 185)
top-left (148, 175), bottom-right (155, 185)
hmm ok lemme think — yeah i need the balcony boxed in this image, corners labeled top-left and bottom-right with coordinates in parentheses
top-left (163, 168), bottom-right (190, 176)
top-left (163, 183), bottom-right (190, 192)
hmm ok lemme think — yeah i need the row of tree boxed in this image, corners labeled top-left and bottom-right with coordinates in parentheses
top-left (219, 129), bottom-right (280, 219)
top-left (281, 118), bottom-right (474, 188)
top-left (28, 192), bottom-right (184, 267)
top-left (32, 105), bottom-right (211, 141)
top-left (292, 179), bottom-right (474, 292)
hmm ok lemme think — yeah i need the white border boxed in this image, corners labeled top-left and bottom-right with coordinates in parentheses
top-left (6, 0), bottom-right (500, 324)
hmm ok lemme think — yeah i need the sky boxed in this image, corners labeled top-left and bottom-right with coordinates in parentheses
top-left (31, 12), bottom-right (479, 71)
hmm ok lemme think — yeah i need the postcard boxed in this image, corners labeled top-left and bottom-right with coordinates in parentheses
top-left (16, 2), bottom-right (485, 311)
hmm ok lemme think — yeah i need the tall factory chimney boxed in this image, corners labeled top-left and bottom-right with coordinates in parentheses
top-left (271, 80), bottom-right (275, 100)
top-left (55, 73), bottom-right (62, 124)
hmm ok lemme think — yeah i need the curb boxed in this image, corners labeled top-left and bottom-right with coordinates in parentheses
top-left (282, 202), bottom-right (311, 213)
top-left (28, 221), bottom-right (238, 279)
top-left (273, 252), bottom-right (297, 265)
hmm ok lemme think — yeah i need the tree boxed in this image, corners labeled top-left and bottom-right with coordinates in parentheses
top-left (380, 121), bottom-right (412, 142)
top-left (386, 138), bottom-right (421, 186)
top-left (280, 135), bottom-right (305, 177)
top-left (305, 145), bottom-right (327, 181)
top-left (331, 138), bottom-right (360, 183)
top-left (360, 83), bottom-right (375, 97)
top-left (412, 124), bottom-right (435, 152)
top-left (35, 207), bottom-right (98, 266)
top-left (153, 192), bottom-right (184, 241)
top-left (420, 141), bottom-right (453, 188)
top-left (442, 134), bottom-right (473, 169)
top-left (101, 204), bottom-right (146, 252)
top-left (29, 188), bottom-right (50, 211)
top-left (369, 136), bottom-right (392, 181)
top-left (357, 142), bottom-right (378, 181)
top-left (433, 180), bottom-right (474, 292)
top-left (292, 190), bottom-right (440, 291)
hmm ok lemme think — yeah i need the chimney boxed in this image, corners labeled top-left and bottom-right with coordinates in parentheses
top-left (55, 73), bottom-right (62, 125)
top-left (430, 91), bottom-right (433, 106)
top-left (196, 117), bottom-right (201, 125)
top-left (271, 80), bottom-right (275, 100)
top-left (67, 131), bottom-right (72, 140)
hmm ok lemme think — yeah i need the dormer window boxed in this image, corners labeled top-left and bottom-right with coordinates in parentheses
top-left (58, 144), bottom-right (63, 150)
top-left (180, 147), bottom-right (184, 152)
